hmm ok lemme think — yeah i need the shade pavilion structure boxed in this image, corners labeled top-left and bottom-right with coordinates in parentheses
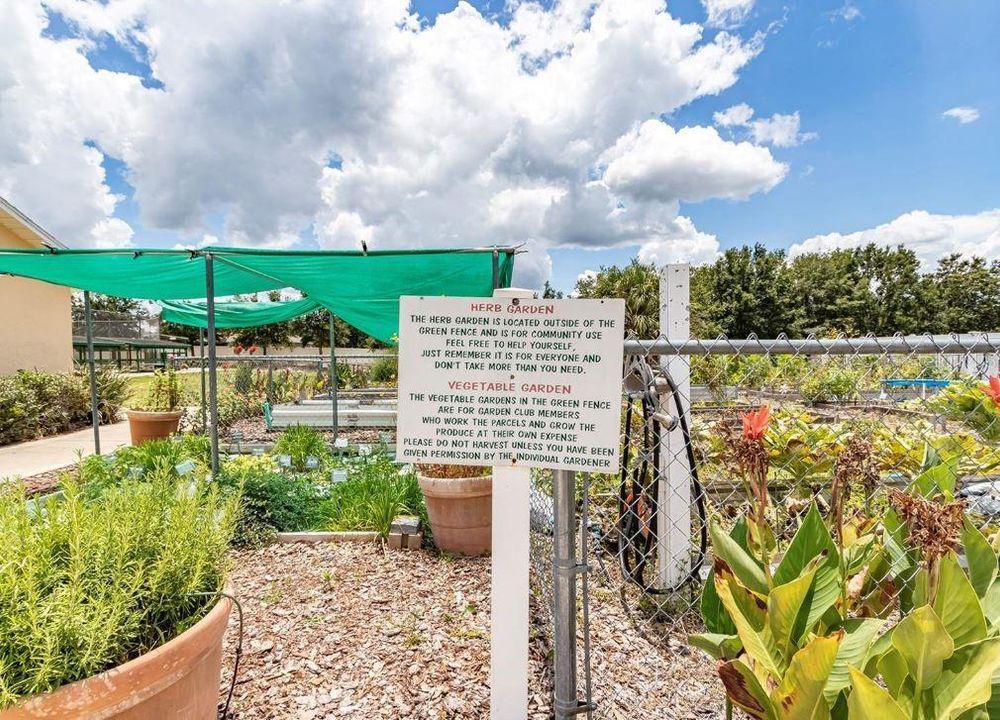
top-left (0, 246), bottom-right (516, 471)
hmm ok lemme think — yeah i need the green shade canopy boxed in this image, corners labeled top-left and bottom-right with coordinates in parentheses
top-left (158, 297), bottom-right (322, 330)
top-left (0, 246), bottom-right (515, 342)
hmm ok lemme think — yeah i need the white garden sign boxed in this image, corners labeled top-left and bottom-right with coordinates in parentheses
top-left (397, 293), bottom-right (625, 719)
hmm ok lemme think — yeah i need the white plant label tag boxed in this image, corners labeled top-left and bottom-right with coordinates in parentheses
top-left (396, 296), bottom-right (624, 472)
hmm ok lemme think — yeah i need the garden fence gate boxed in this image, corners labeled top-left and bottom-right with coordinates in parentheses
top-left (529, 264), bottom-right (1000, 719)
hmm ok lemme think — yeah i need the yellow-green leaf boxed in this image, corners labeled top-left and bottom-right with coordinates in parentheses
top-left (769, 564), bottom-right (819, 657)
top-left (962, 519), bottom-right (998, 599)
top-left (892, 605), bottom-right (955, 691)
top-left (824, 618), bottom-right (884, 705)
top-left (711, 519), bottom-right (769, 595)
top-left (771, 632), bottom-right (842, 720)
top-left (716, 571), bottom-right (786, 679)
top-left (935, 552), bottom-right (988, 648)
top-left (846, 666), bottom-right (908, 720)
top-left (689, 632), bottom-right (742, 660)
top-left (930, 638), bottom-right (1000, 719)
top-left (718, 659), bottom-right (777, 720)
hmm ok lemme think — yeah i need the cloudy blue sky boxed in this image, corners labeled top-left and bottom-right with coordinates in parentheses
top-left (1, 0), bottom-right (997, 293)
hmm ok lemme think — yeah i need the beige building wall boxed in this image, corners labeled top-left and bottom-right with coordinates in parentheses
top-left (0, 225), bottom-right (73, 375)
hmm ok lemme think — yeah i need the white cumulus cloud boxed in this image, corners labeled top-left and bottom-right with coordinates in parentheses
top-left (0, 3), bottom-right (139, 244)
top-left (3, 0), bottom-right (786, 287)
top-left (601, 120), bottom-right (787, 203)
top-left (713, 103), bottom-right (817, 147)
top-left (943, 106), bottom-right (980, 124)
top-left (789, 209), bottom-right (1000, 269)
top-left (637, 215), bottom-right (721, 265)
top-left (701, 0), bottom-right (756, 28)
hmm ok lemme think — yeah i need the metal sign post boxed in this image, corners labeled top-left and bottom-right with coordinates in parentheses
top-left (204, 253), bottom-right (220, 475)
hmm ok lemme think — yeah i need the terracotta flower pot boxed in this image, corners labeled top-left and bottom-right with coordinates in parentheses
top-left (0, 589), bottom-right (232, 719)
top-left (418, 473), bottom-right (492, 556)
top-left (127, 409), bottom-right (184, 445)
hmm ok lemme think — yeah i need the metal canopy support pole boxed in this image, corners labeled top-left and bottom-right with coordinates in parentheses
top-left (83, 291), bottom-right (101, 455)
top-left (657, 263), bottom-right (692, 588)
top-left (553, 469), bottom-right (579, 720)
top-left (199, 328), bottom-right (207, 432)
top-left (491, 249), bottom-right (499, 290)
top-left (204, 254), bottom-right (220, 475)
top-left (329, 311), bottom-right (338, 443)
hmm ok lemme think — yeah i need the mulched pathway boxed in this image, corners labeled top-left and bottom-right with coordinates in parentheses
top-left (219, 542), bottom-right (723, 720)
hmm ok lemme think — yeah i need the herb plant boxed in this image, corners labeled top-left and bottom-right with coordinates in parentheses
top-left (0, 473), bottom-right (236, 707)
top-left (272, 425), bottom-right (332, 471)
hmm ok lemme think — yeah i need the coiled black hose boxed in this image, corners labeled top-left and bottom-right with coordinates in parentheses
top-left (616, 360), bottom-right (708, 593)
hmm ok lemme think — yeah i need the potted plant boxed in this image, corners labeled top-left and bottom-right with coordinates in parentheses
top-left (128, 368), bottom-right (185, 444)
top-left (0, 472), bottom-right (237, 719)
top-left (416, 464), bottom-right (492, 556)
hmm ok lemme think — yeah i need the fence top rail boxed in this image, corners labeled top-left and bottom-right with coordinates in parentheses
top-left (624, 334), bottom-right (1000, 356)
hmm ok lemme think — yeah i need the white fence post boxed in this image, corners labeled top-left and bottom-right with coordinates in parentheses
top-left (657, 263), bottom-right (692, 589)
top-left (490, 287), bottom-right (534, 720)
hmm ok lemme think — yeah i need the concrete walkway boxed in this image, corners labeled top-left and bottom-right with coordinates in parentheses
top-left (0, 421), bottom-right (131, 479)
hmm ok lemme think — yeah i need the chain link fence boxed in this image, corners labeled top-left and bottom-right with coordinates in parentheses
top-left (528, 332), bottom-right (1000, 719)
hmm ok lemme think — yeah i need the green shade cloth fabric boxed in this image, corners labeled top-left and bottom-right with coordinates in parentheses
top-left (0, 247), bottom-right (514, 343)
top-left (158, 297), bottom-right (322, 330)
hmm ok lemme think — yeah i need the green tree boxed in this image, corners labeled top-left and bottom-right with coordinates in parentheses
top-left (705, 244), bottom-right (799, 338)
top-left (932, 254), bottom-right (1000, 333)
top-left (229, 291), bottom-right (292, 353)
top-left (71, 293), bottom-right (143, 317)
top-left (541, 281), bottom-right (563, 299)
top-left (575, 260), bottom-right (659, 337)
top-left (852, 244), bottom-right (930, 335)
top-left (788, 249), bottom-right (869, 335)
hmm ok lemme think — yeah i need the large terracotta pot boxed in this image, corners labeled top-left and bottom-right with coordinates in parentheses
top-left (418, 473), bottom-right (492, 556)
top-left (0, 590), bottom-right (232, 720)
top-left (127, 410), bottom-right (184, 445)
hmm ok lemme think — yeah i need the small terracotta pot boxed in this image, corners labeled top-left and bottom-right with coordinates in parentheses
top-left (418, 473), bottom-right (492, 556)
top-left (0, 589), bottom-right (232, 719)
top-left (127, 410), bottom-right (184, 445)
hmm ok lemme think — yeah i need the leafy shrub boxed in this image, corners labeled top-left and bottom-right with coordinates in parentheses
top-left (336, 363), bottom-right (368, 390)
top-left (138, 368), bottom-right (184, 411)
top-left (216, 455), bottom-right (320, 547)
top-left (692, 417), bottom-right (1000, 719)
top-left (0, 473), bottom-right (236, 707)
top-left (91, 365), bottom-right (131, 423)
top-left (232, 361), bottom-right (254, 395)
top-left (77, 435), bottom-right (212, 497)
top-left (799, 364), bottom-right (861, 403)
top-left (0, 370), bottom-right (91, 445)
top-left (369, 355), bottom-right (398, 385)
top-left (272, 425), bottom-right (331, 471)
top-left (931, 380), bottom-right (1000, 442)
top-left (318, 454), bottom-right (427, 537)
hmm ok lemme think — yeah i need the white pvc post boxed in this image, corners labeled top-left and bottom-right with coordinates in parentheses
top-left (490, 286), bottom-right (534, 720)
top-left (657, 263), bottom-right (692, 589)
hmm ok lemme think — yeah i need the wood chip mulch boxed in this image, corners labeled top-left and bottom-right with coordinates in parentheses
top-left (228, 418), bottom-right (388, 445)
top-left (219, 542), bottom-right (724, 720)
top-left (3, 464), bottom-right (75, 496)
top-left (219, 542), bottom-right (551, 720)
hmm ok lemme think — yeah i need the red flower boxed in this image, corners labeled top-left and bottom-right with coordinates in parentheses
top-left (742, 405), bottom-right (770, 440)
top-left (982, 376), bottom-right (1000, 407)
top-left (233, 344), bottom-right (244, 355)
top-left (249, 345), bottom-right (259, 355)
